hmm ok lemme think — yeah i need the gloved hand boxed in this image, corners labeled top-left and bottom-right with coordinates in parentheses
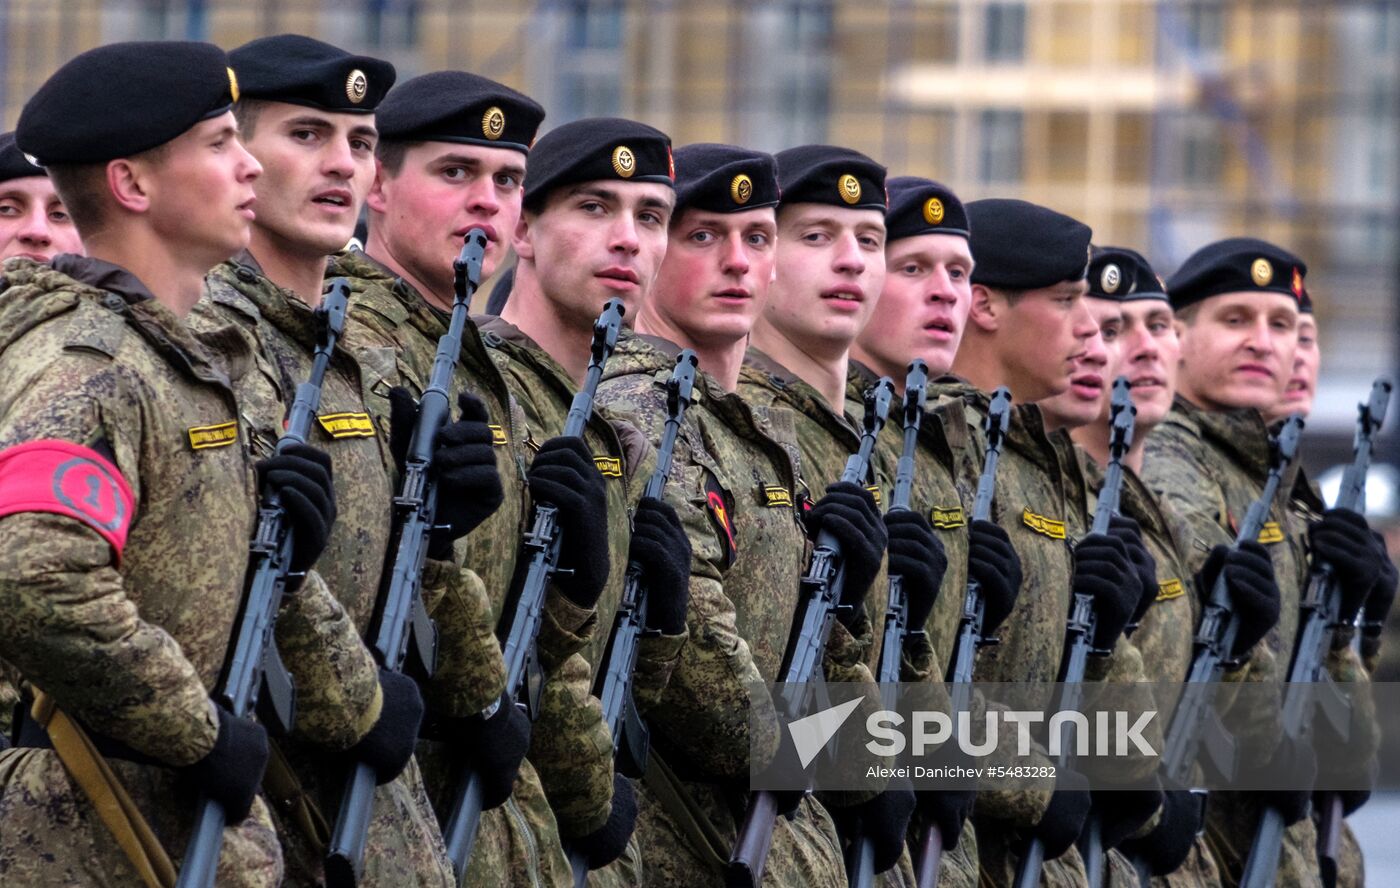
top-left (1072, 533), bottom-right (1140, 651)
top-left (257, 442), bottom-right (337, 588)
top-left (183, 705), bottom-right (270, 823)
top-left (832, 781), bottom-right (917, 874)
top-left (967, 519), bottom-right (1021, 634)
top-left (1361, 535), bottom-right (1397, 661)
top-left (1197, 541), bottom-right (1281, 659)
top-left (1310, 509), bottom-right (1383, 623)
top-left (348, 669), bottom-right (425, 785)
top-left (388, 388), bottom-right (504, 560)
top-left (804, 482), bottom-right (887, 626)
top-left (1252, 733), bottom-right (1317, 827)
top-left (446, 693), bottom-right (532, 810)
top-left (1108, 515), bottom-right (1158, 631)
top-left (576, 774), bottom-right (639, 870)
top-left (526, 437), bottom-right (610, 609)
top-left (1316, 756), bottom-right (1379, 819)
top-left (1090, 779), bottom-right (1163, 849)
top-left (1031, 769), bottom-right (1092, 860)
top-left (629, 497), bottom-right (691, 635)
top-left (886, 510), bottom-right (948, 632)
top-left (1118, 779), bottom-right (1203, 876)
top-left (918, 786), bottom-right (976, 849)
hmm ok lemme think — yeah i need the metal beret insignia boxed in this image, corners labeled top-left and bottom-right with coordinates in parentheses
top-left (482, 106), bottom-right (506, 140)
top-left (923, 197), bottom-right (945, 225)
top-left (612, 145), bottom-right (636, 178)
top-left (346, 69), bottom-right (368, 104)
top-left (731, 173), bottom-right (753, 205)
top-left (838, 173), bottom-right (861, 205)
top-left (1101, 263), bottom-right (1122, 294)
top-left (1251, 257), bottom-right (1273, 287)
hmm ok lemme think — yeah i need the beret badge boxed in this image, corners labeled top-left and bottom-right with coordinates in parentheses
top-left (612, 145), bottom-right (636, 178)
top-left (1251, 257), bottom-right (1273, 287)
top-left (838, 173), bottom-right (861, 205)
top-left (482, 106), bottom-right (506, 140)
top-left (345, 69), bottom-right (368, 104)
top-left (923, 197), bottom-right (944, 225)
top-left (730, 173), bottom-right (753, 205)
top-left (1101, 264), bottom-right (1122, 294)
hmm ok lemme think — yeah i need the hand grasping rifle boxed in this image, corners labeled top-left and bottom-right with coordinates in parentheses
top-left (176, 279), bottom-right (351, 888)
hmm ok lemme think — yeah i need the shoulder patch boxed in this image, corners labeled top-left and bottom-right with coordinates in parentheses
top-left (187, 420), bottom-right (239, 450)
top-left (593, 455), bottom-right (623, 478)
top-left (0, 440), bottom-right (135, 560)
top-left (1022, 508), bottom-right (1067, 540)
top-left (930, 506), bottom-right (967, 529)
top-left (705, 474), bottom-right (738, 569)
top-left (317, 412), bottom-right (376, 439)
top-left (761, 484), bottom-right (793, 508)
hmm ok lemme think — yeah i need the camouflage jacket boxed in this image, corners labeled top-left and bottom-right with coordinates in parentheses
top-left (192, 257), bottom-right (453, 887)
top-left (595, 332), bottom-right (850, 885)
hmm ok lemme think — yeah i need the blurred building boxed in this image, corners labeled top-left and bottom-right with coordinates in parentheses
top-left (2, 0), bottom-right (1397, 443)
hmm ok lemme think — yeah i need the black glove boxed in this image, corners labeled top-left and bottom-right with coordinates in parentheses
top-left (804, 482), bottom-right (887, 625)
top-left (886, 510), bottom-right (948, 633)
top-left (1252, 734), bottom-right (1317, 827)
top-left (1072, 533), bottom-right (1140, 651)
top-left (832, 782), bottom-right (917, 874)
top-left (389, 388), bottom-right (504, 560)
top-left (967, 519), bottom-right (1021, 635)
top-left (1310, 509), bottom-right (1382, 623)
top-left (628, 497), bottom-right (691, 635)
top-left (446, 693), bottom-right (532, 810)
top-left (183, 705), bottom-right (270, 823)
top-left (576, 774), bottom-right (639, 870)
top-left (1361, 535), bottom-right (1397, 661)
top-left (1197, 541), bottom-right (1281, 659)
top-left (257, 442), bottom-right (337, 585)
top-left (348, 669), bottom-right (425, 785)
top-left (1118, 781), bottom-right (1203, 877)
top-left (1031, 769), bottom-right (1092, 860)
top-left (917, 787), bottom-right (975, 850)
top-left (1316, 755), bottom-right (1378, 819)
top-left (1090, 780), bottom-right (1164, 849)
top-left (526, 437), bottom-right (610, 609)
top-left (1108, 515), bottom-right (1158, 631)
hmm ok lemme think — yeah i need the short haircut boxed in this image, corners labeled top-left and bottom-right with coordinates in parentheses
top-left (1174, 302), bottom-right (1202, 325)
top-left (375, 139), bottom-right (418, 177)
top-left (45, 141), bottom-right (172, 237)
top-left (232, 98), bottom-right (270, 140)
top-left (979, 283), bottom-right (1025, 307)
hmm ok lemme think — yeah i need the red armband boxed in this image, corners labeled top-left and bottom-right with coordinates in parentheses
top-left (0, 439), bottom-right (135, 560)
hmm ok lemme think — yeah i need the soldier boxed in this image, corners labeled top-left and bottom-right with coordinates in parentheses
top-left (942, 199), bottom-right (1157, 886)
top-left (0, 41), bottom-right (354, 885)
top-left (189, 35), bottom-right (461, 886)
top-left (483, 115), bottom-right (698, 884)
top-left (1263, 288), bottom-right (1318, 424)
top-left (328, 76), bottom-right (636, 886)
top-left (1142, 238), bottom-right (1385, 888)
top-left (0, 132), bottom-right (82, 263)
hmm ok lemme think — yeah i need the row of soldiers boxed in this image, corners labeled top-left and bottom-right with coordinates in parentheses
top-left (0, 32), bottom-right (1392, 888)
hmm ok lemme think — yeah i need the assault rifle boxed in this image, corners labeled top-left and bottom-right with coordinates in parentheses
top-left (177, 279), bottom-right (351, 888)
top-left (726, 378), bottom-right (895, 888)
top-left (442, 298), bottom-right (626, 882)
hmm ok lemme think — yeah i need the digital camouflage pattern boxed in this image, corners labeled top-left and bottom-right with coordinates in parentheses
top-left (0, 256), bottom-right (283, 885)
top-left (597, 331), bottom-right (852, 886)
top-left (191, 256), bottom-right (453, 887)
top-left (330, 247), bottom-right (606, 888)
top-left (1143, 396), bottom-right (1376, 888)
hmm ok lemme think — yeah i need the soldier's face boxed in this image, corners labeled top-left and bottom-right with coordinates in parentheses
top-left (1267, 314), bottom-right (1318, 421)
top-left (368, 142), bottom-right (526, 303)
top-left (0, 175), bottom-right (82, 262)
top-left (857, 232), bottom-right (972, 378)
top-left (1038, 298), bottom-right (1116, 430)
top-left (648, 206), bottom-right (777, 347)
top-left (242, 102), bottom-right (378, 256)
top-left (514, 181), bottom-right (674, 326)
top-left (140, 113), bottom-right (261, 264)
top-left (981, 279), bottom-right (1096, 403)
top-left (1111, 299), bottom-right (1179, 429)
top-left (766, 203), bottom-right (886, 355)
top-left (1176, 290), bottom-right (1298, 412)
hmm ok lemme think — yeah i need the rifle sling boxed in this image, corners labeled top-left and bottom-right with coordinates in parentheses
top-left (28, 689), bottom-right (177, 888)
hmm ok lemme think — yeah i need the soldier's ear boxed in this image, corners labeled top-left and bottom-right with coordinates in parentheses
top-left (967, 283), bottom-right (1001, 333)
top-left (512, 211), bottom-right (536, 261)
top-left (105, 158), bottom-right (151, 215)
top-left (365, 159), bottom-right (390, 216)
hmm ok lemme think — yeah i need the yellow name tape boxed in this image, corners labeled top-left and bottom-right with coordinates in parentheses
top-left (489, 424), bottom-right (507, 446)
top-left (1022, 508), bottom-right (1067, 540)
top-left (930, 506), bottom-right (967, 529)
top-left (594, 456), bottom-right (623, 478)
top-left (763, 485), bottom-right (793, 508)
top-left (187, 421), bottom-right (238, 450)
top-left (1156, 578), bottom-right (1185, 601)
top-left (1257, 521), bottom-right (1284, 544)
top-left (317, 412), bottom-right (376, 439)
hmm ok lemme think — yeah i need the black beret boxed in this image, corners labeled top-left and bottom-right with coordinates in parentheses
top-left (672, 143), bottom-right (779, 214)
top-left (774, 145), bottom-right (886, 212)
top-left (967, 198), bottom-right (1092, 290)
top-left (1166, 237), bottom-right (1307, 312)
top-left (523, 117), bottom-right (673, 211)
top-left (0, 132), bottom-right (45, 183)
top-left (229, 34), bottom-right (395, 113)
top-left (1299, 287), bottom-right (1314, 315)
top-left (885, 176), bottom-right (969, 241)
top-left (17, 41), bottom-right (236, 166)
top-left (375, 71), bottom-right (544, 153)
top-left (1087, 246), bottom-right (1166, 302)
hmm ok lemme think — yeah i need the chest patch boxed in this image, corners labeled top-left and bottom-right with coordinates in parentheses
top-left (930, 506), bottom-right (967, 529)
top-left (1022, 508), bottom-right (1066, 540)
top-left (762, 485), bottom-right (793, 508)
top-left (187, 420), bottom-right (238, 450)
top-left (1156, 578), bottom-right (1185, 601)
top-left (593, 455), bottom-right (623, 478)
top-left (1257, 521), bottom-right (1284, 544)
top-left (317, 412), bottom-right (376, 439)
top-left (489, 424), bottom-right (508, 446)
